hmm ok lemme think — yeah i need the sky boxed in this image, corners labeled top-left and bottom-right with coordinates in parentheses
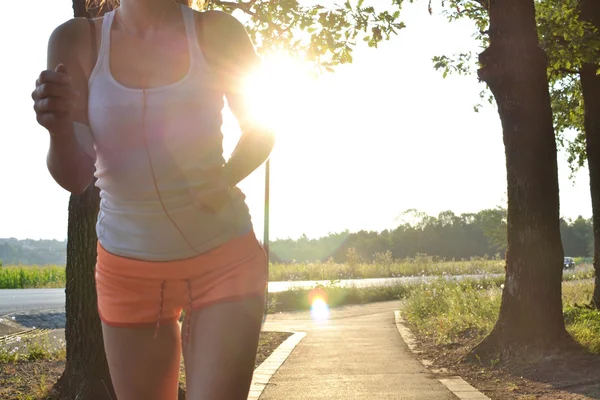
top-left (0, 0), bottom-right (593, 242)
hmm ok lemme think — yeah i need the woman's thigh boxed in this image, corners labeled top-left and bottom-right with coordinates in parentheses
top-left (183, 296), bottom-right (265, 400)
top-left (102, 321), bottom-right (182, 400)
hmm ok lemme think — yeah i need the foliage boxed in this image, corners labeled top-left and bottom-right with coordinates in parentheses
top-left (270, 208), bottom-right (593, 263)
top-left (403, 279), bottom-right (600, 354)
top-left (563, 305), bottom-right (600, 353)
top-left (560, 215), bottom-right (595, 258)
top-left (419, 0), bottom-right (600, 175)
top-left (267, 275), bottom-right (505, 313)
top-left (537, 0), bottom-right (600, 175)
top-left (4, 257), bottom-right (596, 287)
top-left (0, 266), bottom-right (66, 289)
top-left (269, 256), bottom-right (506, 281)
top-left (0, 334), bottom-right (66, 364)
top-left (403, 278), bottom-right (501, 344)
top-left (0, 239), bottom-right (65, 266)
top-left (206, 0), bottom-right (406, 70)
top-left (3, 209), bottom-right (593, 269)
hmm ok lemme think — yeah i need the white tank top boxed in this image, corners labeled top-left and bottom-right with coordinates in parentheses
top-left (85, 5), bottom-right (253, 261)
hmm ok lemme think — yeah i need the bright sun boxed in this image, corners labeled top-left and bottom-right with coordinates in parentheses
top-left (244, 52), bottom-right (320, 139)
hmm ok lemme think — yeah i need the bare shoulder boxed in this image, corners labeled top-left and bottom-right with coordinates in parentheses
top-left (191, 9), bottom-right (250, 49)
top-left (48, 18), bottom-right (90, 53)
top-left (194, 9), bottom-right (246, 34)
top-left (191, 8), bottom-right (256, 72)
top-left (48, 17), bottom-right (102, 75)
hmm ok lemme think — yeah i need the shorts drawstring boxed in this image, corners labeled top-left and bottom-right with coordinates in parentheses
top-left (153, 279), bottom-right (193, 351)
top-left (154, 280), bottom-right (166, 339)
top-left (183, 279), bottom-right (193, 351)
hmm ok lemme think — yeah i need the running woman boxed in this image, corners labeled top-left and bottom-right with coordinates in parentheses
top-left (31, 0), bottom-right (274, 398)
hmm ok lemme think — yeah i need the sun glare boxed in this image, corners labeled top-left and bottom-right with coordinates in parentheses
top-left (311, 297), bottom-right (330, 322)
top-left (308, 288), bottom-right (330, 322)
top-left (244, 52), bottom-right (318, 138)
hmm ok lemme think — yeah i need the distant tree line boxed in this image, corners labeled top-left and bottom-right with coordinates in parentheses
top-left (0, 238), bottom-right (66, 266)
top-left (270, 208), bottom-right (594, 263)
top-left (0, 208), bottom-right (593, 266)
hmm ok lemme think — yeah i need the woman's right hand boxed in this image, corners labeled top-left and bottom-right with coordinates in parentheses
top-left (31, 63), bottom-right (80, 138)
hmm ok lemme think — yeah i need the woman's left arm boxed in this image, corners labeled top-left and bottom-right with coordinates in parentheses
top-left (200, 11), bottom-right (275, 188)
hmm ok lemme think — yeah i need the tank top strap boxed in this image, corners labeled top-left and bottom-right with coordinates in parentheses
top-left (99, 10), bottom-right (115, 70)
top-left (88, 9), bottom-right (115, 87)
top-left (181, 5), bottom-right (206, 64)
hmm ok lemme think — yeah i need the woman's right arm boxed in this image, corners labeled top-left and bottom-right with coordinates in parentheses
top-left (33, 19), bottom-right (96, 195)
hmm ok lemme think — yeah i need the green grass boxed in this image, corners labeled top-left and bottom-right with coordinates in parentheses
top-left (0, 257), bottom-right (507, 289)
top-left (268, 255), bottom-right (507, 281)
top-left (0, 266), bottom-right (66, 289)
top-left (563, 267), bottom-right (596, 282)
top-left (402, 278), bottom-right (600, 354)
top-left (0, 259), bottom-right (593, 289)
top-left (266, 275), bottom-right (506, 314)
top-left (0, 333), bottom-right (65, 364)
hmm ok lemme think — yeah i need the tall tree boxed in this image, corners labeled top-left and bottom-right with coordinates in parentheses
top-left (435, 0), bottom-right (600, 309)
top-left (415, 0), bottom-right (571, 357)
top-left (472, 0), bottom-right (569, 357)
top-left (578, 0), bottom-right (600, 307)
top-left (537, 0), bottom-right (600, 308)
top-left (54, 0), bottom-right (405, 398)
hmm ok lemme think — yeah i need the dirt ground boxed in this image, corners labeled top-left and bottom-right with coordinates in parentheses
top-left (413, 331), bottom-right (600, 400)
top-left (0, 331), bottom-right (292, 400)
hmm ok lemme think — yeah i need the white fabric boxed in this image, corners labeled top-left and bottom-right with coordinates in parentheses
top-left (73, 121), bottom-right (96, 159)
top-left (87, 5), bottom-right (252, 261)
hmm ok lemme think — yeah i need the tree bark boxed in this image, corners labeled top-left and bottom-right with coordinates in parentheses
top-left (580, 0), bottom-right (600, 309)
top-left (471, 0), bottom-right (571, 360)
top-left (53, 183), bottom-right (116, 400)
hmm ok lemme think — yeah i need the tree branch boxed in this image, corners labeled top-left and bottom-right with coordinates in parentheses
top-left (559, 67), bottom-right (581, 75)
top-left (471, 0), bottom-right (490, 12)
top-left (212, 0), bottom-right (257, 13)
top-left (212, 0), bottom-right (287, 36)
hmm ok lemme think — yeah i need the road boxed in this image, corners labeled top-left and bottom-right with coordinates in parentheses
top-left (0, 274), bottom-right (502, 316)
top-left (0, 288), bottom-right (66, 315)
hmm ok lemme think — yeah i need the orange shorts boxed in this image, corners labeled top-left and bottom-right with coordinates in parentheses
top-left (95, 231), bottom-right (267, 336)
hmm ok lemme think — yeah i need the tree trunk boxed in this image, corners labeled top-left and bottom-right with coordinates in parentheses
top-left (53, 183), bottom-right (116, 400)
top-left (580, 0), bottom-right (600, 309)
top-left (471, 0), bottom-right (571, 360)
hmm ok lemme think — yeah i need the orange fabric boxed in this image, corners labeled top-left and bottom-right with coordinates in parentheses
top-left (95, 231), bottom-right (267, 327)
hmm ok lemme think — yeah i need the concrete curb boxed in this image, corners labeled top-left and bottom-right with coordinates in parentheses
top-left (394, 310), bottom-right (491, 400)
top-left (248, 331), bottom-right (306, 400)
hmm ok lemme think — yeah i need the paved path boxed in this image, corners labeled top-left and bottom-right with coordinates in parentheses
top-left (1, 300), bottom-right (457, 399)
top-left (261, 301), bottom-right (456, 399)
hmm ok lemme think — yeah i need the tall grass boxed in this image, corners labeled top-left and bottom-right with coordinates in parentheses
top-left (0, 266), bottom-right (66, 289)
top-left (403, 278), bottom-right (600, 354)
top-left (1, 257), bottom-right (506, 289)
top-left (0, 259), bottom-right (593, 289)
top-left (267, 275), bottom-right (506, 314)
top-left (269, 255), bottom-right (507, 281)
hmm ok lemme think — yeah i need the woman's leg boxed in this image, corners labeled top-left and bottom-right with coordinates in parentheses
top-left (102, 320), bottom-right (182, 400)
top-left (183, 296), bottom-right (265, 400)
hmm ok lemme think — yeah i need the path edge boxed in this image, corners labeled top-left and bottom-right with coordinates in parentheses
top-left (394, 310), bottom-right (491, 400)
top-left (248, 330), bottom-right (306, 400)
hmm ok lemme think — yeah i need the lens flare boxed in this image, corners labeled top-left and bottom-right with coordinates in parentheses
top-left (310, 295), bottom-right (330, 322)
